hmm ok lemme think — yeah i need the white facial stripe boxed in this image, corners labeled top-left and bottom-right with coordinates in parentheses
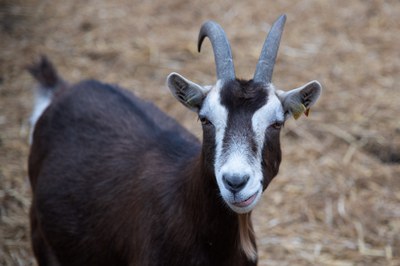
top-left (199, 80), bottom-right (228, 175)
top-left (252, 90), bottom-right (284, 159)
top-left (199, 80), bottom-right (226, 128)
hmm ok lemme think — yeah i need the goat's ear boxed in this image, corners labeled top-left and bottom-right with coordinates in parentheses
top-left (277, 80), bottom-right (322, 120)
top-left (167, 72), bottom-right (210, 112)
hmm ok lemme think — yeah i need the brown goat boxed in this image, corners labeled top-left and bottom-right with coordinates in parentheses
top-left (28, 16), bottom-right (321, 266)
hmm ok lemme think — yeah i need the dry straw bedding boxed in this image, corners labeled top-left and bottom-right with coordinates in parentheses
top-left (1, 0), bottom-right (399, 265)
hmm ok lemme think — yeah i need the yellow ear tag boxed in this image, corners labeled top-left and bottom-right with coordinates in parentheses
top-left (304, 108), bottom-right (310, 117)
top-left (292, 104), bottom-right (306, 120)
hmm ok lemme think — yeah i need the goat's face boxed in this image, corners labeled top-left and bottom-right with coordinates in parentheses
top-left (167, 16), bottom-right (321, 213)
top-left (168, 74), bottom-right (321, 213)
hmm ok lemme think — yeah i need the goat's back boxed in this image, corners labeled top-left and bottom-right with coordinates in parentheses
top-left (29, 80), bottom-right (201, 265)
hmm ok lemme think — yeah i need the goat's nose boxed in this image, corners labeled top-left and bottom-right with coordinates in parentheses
top-left (222, 174), bottom-right (249, 193)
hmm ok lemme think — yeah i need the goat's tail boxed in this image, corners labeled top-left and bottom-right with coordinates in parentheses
top-left (27, 55), bottom-right (66, 143)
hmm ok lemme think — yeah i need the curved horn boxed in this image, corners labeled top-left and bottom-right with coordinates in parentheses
top-left (253, 15), bottom-right (287, 83)
top-left (198, 21), bottom-right (236, 81)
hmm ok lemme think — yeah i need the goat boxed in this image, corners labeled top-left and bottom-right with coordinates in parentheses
top-left (28, 15), bottom-right (322, 266)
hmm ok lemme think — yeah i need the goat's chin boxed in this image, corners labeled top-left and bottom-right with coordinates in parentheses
top-left (223, 187), bottom-right (263, 214)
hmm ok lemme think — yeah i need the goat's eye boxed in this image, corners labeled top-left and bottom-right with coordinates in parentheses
top-left (270, 121), bottom-right (284, 130)
top-left (199, 116), bottom-right (212, 126)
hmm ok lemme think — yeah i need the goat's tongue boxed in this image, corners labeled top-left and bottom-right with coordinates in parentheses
top-left (234, 194), bottom-right (256, 208)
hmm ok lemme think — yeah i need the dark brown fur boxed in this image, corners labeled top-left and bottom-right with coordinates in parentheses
top-left (28, 59), bottom-right (257, 266)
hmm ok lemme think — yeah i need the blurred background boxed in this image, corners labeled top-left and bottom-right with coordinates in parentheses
top-left (1, 0), bottom-right (399, 265)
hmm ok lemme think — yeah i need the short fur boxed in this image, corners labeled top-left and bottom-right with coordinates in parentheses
top-left (28, 58), bottom-right (257, 266)
top-left (219, 79), bottom-right (282, 190)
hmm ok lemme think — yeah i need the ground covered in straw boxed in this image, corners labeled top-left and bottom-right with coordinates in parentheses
top-left (1, 0), bottom-right (399, 265)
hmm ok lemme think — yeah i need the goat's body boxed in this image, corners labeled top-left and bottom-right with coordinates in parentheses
top-left (29, 80), bottom-right (255, 266)
top-left (29, 17), bottom-right (322, 266)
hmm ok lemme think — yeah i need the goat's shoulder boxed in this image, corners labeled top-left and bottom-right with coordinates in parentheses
top-left (29, 79), bottom-right (200, 186)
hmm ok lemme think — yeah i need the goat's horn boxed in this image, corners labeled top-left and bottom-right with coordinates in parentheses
top-left (198, 21), bottom-right (236, 82)
top-left (253, 15), bottom-right (287, 84)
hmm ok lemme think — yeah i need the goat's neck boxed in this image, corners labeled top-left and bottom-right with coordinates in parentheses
top-left (181, 153), bottom-right (234, 227)
top-left (182, 153), bottom-right (257, 261)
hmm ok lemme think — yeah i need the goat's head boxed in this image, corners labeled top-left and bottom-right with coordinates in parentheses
top-left (167, 15), bottom-right (322, 214)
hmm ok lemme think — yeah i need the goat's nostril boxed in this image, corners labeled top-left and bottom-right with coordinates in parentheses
top-left (222, 174), bottom-right (249, 193)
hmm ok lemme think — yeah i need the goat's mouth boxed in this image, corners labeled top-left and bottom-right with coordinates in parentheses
top-left (233, 193), bottom-right (257, 208)
top-left (224, 189), bottom-right (262, 214)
